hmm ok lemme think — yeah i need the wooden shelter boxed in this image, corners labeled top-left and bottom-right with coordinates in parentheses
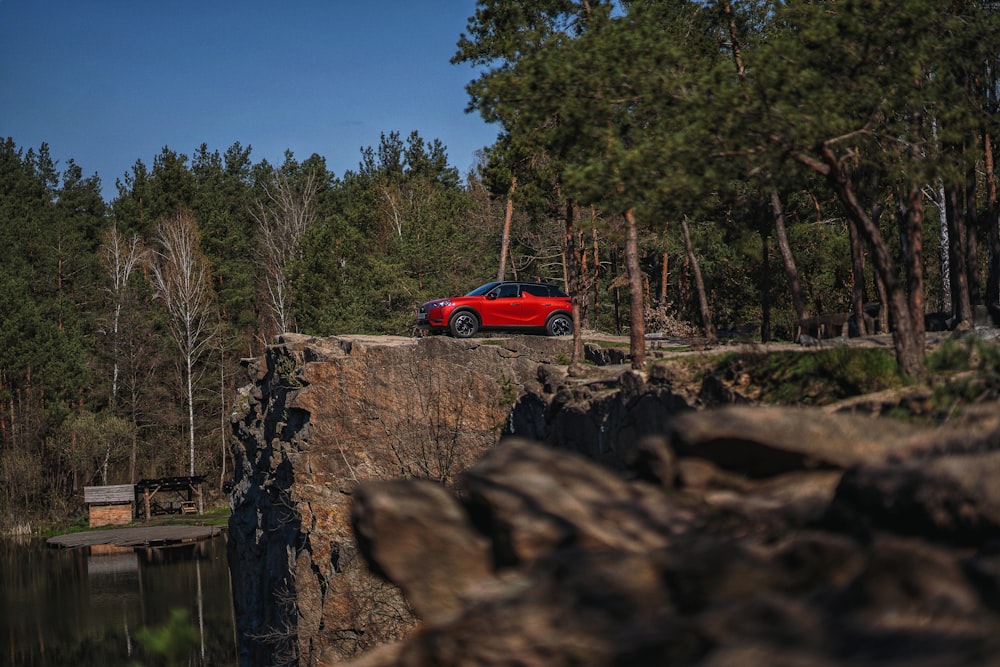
top-left (84, 484), bottom-right (136, 527)
top-left (135, 476), bottom-right (205, 520)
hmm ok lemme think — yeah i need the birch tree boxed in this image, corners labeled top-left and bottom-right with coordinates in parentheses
top-left (251, 164), bottom-right (319, 339)
top-left (149, 210), bottom-right (216, 476)
top-left (99, 224), bottom-right (146, 483)
top-left (101, 224), bottom-right (147, 409)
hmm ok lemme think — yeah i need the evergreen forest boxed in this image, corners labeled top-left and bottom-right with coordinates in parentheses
top-left (2, 0), bottom-right (998, 526)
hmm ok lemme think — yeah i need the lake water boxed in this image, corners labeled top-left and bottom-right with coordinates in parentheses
top-left (1, 534), bottom-right (237, 666)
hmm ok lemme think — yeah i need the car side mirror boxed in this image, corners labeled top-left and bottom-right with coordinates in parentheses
top-left (486, 293), bottom-right (497, 300)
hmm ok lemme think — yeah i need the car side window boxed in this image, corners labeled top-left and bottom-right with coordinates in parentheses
top-left (521, 285), bottom-right (544, 297)
top-left (496, 284), bottom-right (520, 298)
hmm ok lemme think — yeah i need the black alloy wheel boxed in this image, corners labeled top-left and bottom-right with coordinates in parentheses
top-left (449, 311), bottom-right (479, 338)
top-left (546, 313), bottom-right (573, 336)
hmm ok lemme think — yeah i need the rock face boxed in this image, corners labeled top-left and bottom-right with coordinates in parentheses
top-left (231, 334), bottom-right (1000, 667)
top-left (228, 333), bottom-right (609, 666)
top-left (339, 367), bottom-right (1000, 667)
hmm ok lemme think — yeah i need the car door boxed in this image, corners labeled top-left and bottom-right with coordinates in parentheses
top-left (512, 285), bottom-right (550, 326)
top-left (479, 283), bottom-right (522, 326)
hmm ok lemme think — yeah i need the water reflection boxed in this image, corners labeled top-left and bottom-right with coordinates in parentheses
top-left (1, 534), bottom-right (236, 666)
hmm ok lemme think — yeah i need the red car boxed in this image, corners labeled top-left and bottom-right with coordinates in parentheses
top-left (417, 281), bottom-right (573, 338)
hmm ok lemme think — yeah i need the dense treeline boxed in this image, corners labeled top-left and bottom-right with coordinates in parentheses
top-left (2, 0), bottom-right (998, 524)
top-left (455, 0), bottom-right (999, 376)
top-left (0, 133), bottom-right (509, 524)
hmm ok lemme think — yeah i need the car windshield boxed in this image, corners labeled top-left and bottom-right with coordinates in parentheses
top-left (465, 282), bottom-right (503, 296)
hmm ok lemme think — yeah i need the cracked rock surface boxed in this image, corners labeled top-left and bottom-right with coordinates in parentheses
top-left (231, 333), bottom-right (1000, 667)
top-left (341, 402), bottom-right (1000, 667)
top-left (228, 334), bottom-right (596, 666)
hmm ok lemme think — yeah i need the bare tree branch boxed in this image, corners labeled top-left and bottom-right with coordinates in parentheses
top-left (251, 168), bottom-right (319, 338)
top-left (99, 224), bottom-right (147, 483)
top-left (100, 225), bottom-right (147, 409)
top-left (149, 210), bottom-right (217, 476)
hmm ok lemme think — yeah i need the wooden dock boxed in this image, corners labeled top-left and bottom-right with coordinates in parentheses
top-left (47, 524), bottom-right (224, 549)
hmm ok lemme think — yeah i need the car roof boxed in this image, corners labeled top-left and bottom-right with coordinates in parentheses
top-left (476, 281), bottom-right (560, 288)
top-left (463, 281), bottom-right (568, 298)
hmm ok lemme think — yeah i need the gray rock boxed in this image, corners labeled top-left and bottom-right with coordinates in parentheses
top-left (665, 406), bottom-right (928, 477)
top-left (829, 451), bottom-right (1000, 545)
top-left (460, 438), bottom-right (696, 566)
top-left (351, 479), bottom-right (494, 625)
top-left (340, 438), bottom-right (1000, 667)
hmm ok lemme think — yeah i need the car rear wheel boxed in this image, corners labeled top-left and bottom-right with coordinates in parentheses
top-left (546, 313), bottom-right (573, 336)
top-left (449, 311), bottom-right (479, 338)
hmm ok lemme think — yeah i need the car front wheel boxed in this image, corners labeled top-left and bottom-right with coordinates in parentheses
top-left (449, 311), bottom-right (479, 338)
top-left (546, 313), bottom-right (573, 336)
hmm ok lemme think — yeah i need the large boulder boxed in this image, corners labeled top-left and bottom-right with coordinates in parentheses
top-left (341, 432), bottom-right (1000, 667)
top-left (830, 450), bottom-right (1000, 544)
top-left (336, 390), bottom-right (1000, 667)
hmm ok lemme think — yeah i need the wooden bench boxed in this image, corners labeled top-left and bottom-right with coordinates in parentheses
top-left (136, 476), bottom-right (206, 520)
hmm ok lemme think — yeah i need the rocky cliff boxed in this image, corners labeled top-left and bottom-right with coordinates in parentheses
top-left (231, 333), bottom-right (1000, 667)
top-left (228, 333), bottom-right (625, 666)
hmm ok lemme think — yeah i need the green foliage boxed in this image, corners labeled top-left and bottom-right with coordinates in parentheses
top-left (927, 337), bottom-right (1000, 374)
top-left (133, 608), bottom-right (199, 667)
top-left (922, 338), bottom-right (1000, 421)
top-left (192, 142), bottom-right (259, 346)
top-left (682, 217), bottom-right (761, 330)
top-left (50, 411), bottom-right (135, 487)
top-left (718, 348), bottom-right (904, 406)
top-left (0, 139), bottom-right (110, 515)
top-left (496, 370), bottom-right (518, 406)
top-left (113, 147), bottom-right (196, 235)
top-left (459, 0), bottom-right (1000, 375)
top-left (292, 131), bottom-right (494, 335)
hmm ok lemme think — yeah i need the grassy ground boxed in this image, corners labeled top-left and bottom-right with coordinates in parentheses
top-left (651, 333), bottom-right (1000, 423)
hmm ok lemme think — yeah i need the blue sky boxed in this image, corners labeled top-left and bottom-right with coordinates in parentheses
top-left (1, 1), bottom-right (499, 201)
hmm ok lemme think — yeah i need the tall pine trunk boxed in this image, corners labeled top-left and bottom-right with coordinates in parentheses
top-left (564, 201), bottom-right (583, 365)
top-left (846, 218), bottom-right (868, 336)
top-left (770, 191), bottom-right (807, 322)
top-left (901, 185), bottom-right (926, 352)
top-left (820, 152), bottom-right (925, 379)
top-left (680, 216), bottom-right (716, 345)
top-left (592, 220), bottom-right (601, 330)
top-left (945, 185), bottom-right (973, 325)
top-left (624, 208), bottom-right (646, 369)
top-left (759, 225), bottom-right (771, 342)
top-left (965, 163), bottom-right (981, 307)
top-left (985, 131), bottom-right (1000, 317)
top-left (497, 176), bottom-right (515, 281)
